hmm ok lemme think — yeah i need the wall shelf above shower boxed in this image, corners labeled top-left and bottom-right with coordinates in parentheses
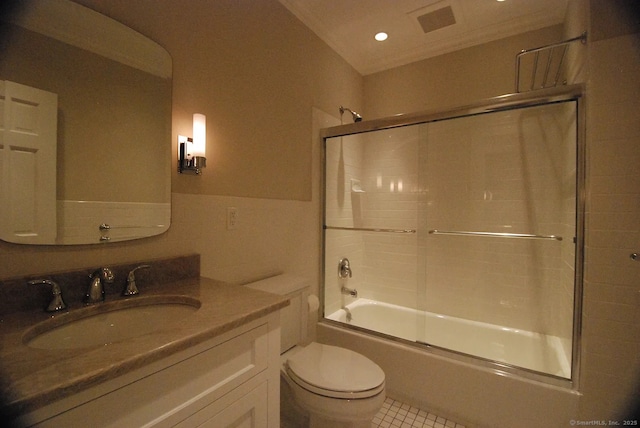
top-left (515, 32), bottom-right (587, 93)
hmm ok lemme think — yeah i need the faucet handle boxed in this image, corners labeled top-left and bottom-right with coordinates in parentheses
top-left (123, 264), bottom-right (151, 296)
top-left (90, 267), bottom-right (115, 283)
top-left (338, 258), bottom-right (352, 279)
top-left (29, 279), bottom-right (67, 312)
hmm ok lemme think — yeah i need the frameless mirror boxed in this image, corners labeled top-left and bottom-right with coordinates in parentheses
top-left (0, 0), bottom-right (171, 245)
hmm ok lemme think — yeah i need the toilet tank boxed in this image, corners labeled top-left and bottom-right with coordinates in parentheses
top-left (245, 274), bottom-right (311, 353)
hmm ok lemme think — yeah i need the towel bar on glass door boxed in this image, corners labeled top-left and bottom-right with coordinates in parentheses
top-left (428, 229), bottom-right (562, 241)
top-left (324, 226), bottom-right (416, 234)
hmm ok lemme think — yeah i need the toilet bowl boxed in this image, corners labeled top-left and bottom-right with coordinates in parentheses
top-left (245, 274), bottom-right (386, 428)
top-left (282, 342), bottom-right (385, 427)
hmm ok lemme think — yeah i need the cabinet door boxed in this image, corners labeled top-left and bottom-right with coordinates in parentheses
top-left (28, 324), bottom-right (269, 428)
top-left (176, 381), bottom-right (268, 428)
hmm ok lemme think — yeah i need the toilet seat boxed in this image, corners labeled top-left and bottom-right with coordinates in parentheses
top-left (285, 342), bottom-right (385, 399)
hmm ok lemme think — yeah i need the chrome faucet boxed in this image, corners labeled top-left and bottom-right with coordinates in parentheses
top-left (29, 279), bottom-right (67, 312)
top-left (123, 264), bottom-right (151, 296)
top-left (85, 267), bottom-right (114, 304)
top-left (338, 257), bottom-right (352, 279)
top-left (341, 286), bottom-right (358, 298)
top-left (339, 258), bottom-right (357, 297)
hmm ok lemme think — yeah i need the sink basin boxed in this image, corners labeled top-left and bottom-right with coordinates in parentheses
top-left (23, 296), bottom-right (201, 350)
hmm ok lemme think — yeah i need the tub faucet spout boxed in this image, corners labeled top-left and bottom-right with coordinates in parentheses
top-left (341, 286), bottom-right (358, 298)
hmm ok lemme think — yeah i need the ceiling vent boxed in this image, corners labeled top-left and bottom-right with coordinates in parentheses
top-left (416, 6), bottom-right (456, 34)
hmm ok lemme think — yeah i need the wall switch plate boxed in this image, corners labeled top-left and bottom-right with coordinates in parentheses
top-left (227, 207), bottom-right (237, 230)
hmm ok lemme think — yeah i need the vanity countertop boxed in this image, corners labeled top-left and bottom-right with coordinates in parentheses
top-left (0, 277), bottom-right (289, 418)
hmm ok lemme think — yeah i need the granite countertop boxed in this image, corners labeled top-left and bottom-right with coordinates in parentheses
top-left (0, 276), bottom-right (289, 418)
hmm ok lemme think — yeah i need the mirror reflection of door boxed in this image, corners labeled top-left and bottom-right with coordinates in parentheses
top-left (0, 0), bottom-right (172, 245)
top-left (0, 80), bottom-right (58, 244)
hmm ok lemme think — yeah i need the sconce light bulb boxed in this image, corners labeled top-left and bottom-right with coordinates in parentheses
top-left (192, 113), bottom-right (206, 157)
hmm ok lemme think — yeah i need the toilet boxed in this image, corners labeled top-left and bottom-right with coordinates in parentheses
top-left (245, 274), bottom-right (385, 428)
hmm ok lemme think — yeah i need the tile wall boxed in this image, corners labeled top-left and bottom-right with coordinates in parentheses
top-left (579, 29), bottom-right (640, 419)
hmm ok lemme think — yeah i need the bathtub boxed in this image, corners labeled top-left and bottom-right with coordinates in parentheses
top-left (320, 298), bottom-right (580, 428)
top-left (326, 298), bottom-right (571, 378)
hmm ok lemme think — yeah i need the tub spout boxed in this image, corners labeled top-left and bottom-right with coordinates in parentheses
top-left (341, 286), bottom-right (358, 298)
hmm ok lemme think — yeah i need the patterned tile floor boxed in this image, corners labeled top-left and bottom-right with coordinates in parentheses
top-left (372, 397), bottom-right (465, 428)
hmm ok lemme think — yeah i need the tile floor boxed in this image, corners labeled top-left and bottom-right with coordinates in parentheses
top-left (372, 397), bottom-right (465, 428)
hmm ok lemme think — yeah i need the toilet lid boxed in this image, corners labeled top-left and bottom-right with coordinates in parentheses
top-left (286, 342), bottom-right (385, 399)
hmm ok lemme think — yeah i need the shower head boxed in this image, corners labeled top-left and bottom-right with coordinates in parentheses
top-left (339, 106), bottom-right (362, 122)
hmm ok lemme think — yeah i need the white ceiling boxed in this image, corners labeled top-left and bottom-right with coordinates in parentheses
top-left (278, 0), bottom-right (569, 75)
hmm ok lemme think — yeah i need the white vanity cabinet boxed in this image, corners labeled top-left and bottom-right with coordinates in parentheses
top-left (20, 312), bottom-right (281, 428)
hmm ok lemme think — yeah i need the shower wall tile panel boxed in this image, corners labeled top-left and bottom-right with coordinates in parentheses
top-left (323, 229), bottom-right (363, 315)
top-left (578, 32), bottom-right (640, 420)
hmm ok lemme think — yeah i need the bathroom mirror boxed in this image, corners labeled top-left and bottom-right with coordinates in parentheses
top-left (0, 0), bottom-right (172, 245)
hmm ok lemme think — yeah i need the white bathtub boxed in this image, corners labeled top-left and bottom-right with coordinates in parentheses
top-left (318, 303), bottom-right (580, 428)
top-left (326, 298), bottom-right (571, 379)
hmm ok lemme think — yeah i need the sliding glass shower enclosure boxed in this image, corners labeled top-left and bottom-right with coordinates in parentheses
top-left (322, 86), bottom-right (584, 383)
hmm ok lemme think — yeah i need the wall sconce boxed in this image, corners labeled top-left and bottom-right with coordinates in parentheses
top-left (178, 113), bottom-right (207, 175)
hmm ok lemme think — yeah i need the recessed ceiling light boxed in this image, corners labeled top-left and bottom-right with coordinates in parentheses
top-left (375, 32), bottom-right (388, 41)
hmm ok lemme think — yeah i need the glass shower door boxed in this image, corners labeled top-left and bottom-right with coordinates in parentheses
top-left (417, 101), bottom-right (578, 378)
top-left (323, 126), bottom-right (421, 341)
top-left (322, 95), bottom-right (582, 381)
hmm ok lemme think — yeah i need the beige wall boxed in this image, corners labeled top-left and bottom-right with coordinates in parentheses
top-left (363, 25), bottom-right (564, 119)
top-left (69, 0), bottom-right (363, 202)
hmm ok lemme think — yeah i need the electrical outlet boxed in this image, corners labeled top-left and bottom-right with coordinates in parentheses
top-left (227, 207), bottom-right (238, 230)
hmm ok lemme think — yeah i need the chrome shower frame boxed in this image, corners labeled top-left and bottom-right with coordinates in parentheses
top-left (320, 84), bottom-right (586, 390)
